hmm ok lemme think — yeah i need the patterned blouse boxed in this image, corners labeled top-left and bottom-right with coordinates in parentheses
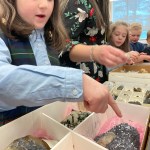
top-left (59, 0), bottom-right (108, 83)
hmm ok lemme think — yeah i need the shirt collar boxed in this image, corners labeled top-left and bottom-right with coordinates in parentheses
top-left (29, 29), bottom-right (45, 42)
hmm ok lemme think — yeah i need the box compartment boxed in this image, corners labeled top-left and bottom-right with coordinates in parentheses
top-left (54, 132), bottom-right (107, 150)
top-left (0, 111), bottom-right (70, 149)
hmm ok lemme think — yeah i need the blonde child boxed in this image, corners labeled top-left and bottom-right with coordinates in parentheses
top-left (129, 23), bottom-right (150, 62)
top-left (0, 0), bottom-right (122, 125)
top-left (129, 22), bottom-right (145, 52)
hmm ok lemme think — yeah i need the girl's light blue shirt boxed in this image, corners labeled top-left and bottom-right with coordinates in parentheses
top-left (0, 30), bottom-right (83, 111)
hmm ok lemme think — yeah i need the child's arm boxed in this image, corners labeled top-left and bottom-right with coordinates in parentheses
top-left (0, 38), bottom-right (122, 116)
top-left (0, 38), bottom-right (83, 107)
top-left (138, 54), bottom-right (150, 62)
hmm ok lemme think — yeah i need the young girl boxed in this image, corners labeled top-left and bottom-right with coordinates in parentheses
top-left (108, 21), bottom-right (139, 63)
top-left (59, 0), bottom-right (128, 83)
top-left (0, 0), bottom-right (122, 126)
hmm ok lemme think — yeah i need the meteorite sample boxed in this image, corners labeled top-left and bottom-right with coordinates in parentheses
top-left (133, 87), bottom-right (142, 92)
top-left (5, 135), bottom-right (50, 150)
top-left (61, 110), bottom-right (91, 129)
top-left (128, 101), bottom-right (142, 105)
top-left (94, 123), bottom-right (140, 150)
top-left (117, 85), bottom-right (124, 90)
top-left (143, 91), bottom-right (150, 104)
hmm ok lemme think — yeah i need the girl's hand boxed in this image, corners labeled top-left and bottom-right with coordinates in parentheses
top-left (128, 51), bottom-right (150, 63)
top-left (138, 54), bottom-right (150, 62)
top-left (82, 74), bottom-right (122, 117)
top-left (126, 51), bottom-right (140, 64)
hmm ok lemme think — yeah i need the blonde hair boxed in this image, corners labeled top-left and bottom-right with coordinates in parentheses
top-left (108, 21), bottom-right (130, 52)
top-left (129, 22), bottom-right (142, 32)
top-left (0, 0), bottom-right (68, 51)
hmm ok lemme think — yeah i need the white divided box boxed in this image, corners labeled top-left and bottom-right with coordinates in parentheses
top-left (104, 81), bottom-right (150, 106)
top-left (109, 63), bottom-right (150, 84)
top-left (0, 101), bottom-right (149, 150)
top-left (28, 102), bottom-right (150, 149)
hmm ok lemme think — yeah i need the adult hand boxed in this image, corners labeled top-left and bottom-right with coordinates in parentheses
top-left (82, 74), bottom-right (122, 117)
top-left (93, 45), bottom-right (128, 68)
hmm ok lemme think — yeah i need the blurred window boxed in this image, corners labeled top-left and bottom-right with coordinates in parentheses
top-left (111, 0), bottom-right (150, 39)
